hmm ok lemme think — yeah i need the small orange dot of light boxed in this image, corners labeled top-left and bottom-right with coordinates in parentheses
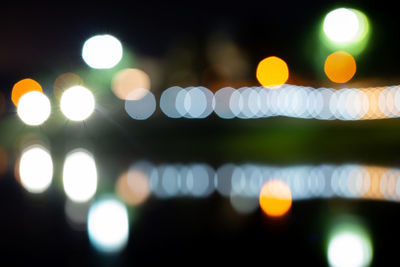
top-left (259, 179), bottom-right (292, 217)
top-left (11, 78), bottom-right (43, 106)
top-left (256, 56), bottom-right (289, 89)
top-left (324, 51), bottom-right (356, 84)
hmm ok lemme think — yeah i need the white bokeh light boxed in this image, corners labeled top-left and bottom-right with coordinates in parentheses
top-left (63, 149), bottom-right (97, 202)
top-left (82, 34), bottom-right (123, 69)
top-left (323, 8), bottom-right (360, 44)
top-left (87, 197), bottom-right (129, 253)
top-left (17, 91), bottom-right (51, 126)
top-left (60, 86), bottom-right (95, 121)
top-left (19, 145), bottom-right (53, 193)
top-left (328, 231), bottom-right (372, 267)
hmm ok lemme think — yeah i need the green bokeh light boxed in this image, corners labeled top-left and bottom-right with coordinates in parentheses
top-left (325, 216), bottom-right (373, 267)
top-left (320, 8), bottom-right (370, 56)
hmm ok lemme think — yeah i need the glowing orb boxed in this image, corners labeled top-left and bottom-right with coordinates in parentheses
top-left (60, 86), bottom-right (95, 121)
top-left (324, 51), bottom-right (356, 83)
top-left (323, 8), bottom-right (361, 44)
top-left (63, 149), bottom-right (97, 202)
top-left (87, 197), bottom-right (129, 253)
top-left (11, 78), bottom-right (43, 106)
top-left (256, 56), bottom-right (289, 89)
top-left (82, 34), bottom-right (123, 69)
top-left (259, 179), bottom-right (292, 217)
top-left (17, 91), bottom-right (51, 126)
top-left (328, 230), bottom-right (373, 267)
top-left (19, 145), bottom-right (53, 193)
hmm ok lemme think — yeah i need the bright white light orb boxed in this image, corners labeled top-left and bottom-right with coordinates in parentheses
top-left (60, 86), bottom-right (95, 121)
top-left (87, 197), bottom-right (129, 253)
top-left (82, 34), bottom-right (123, 69)
top-left (19, 145), bottom-right (53, 193)
top-left (63, 149), bottom-right (97, 202)
top-left (323, 8), bottom-right (360, 44)
top-left (17, 91), bottom-right (51, 126)
top-left (328, 231), bottom-right (372, 267)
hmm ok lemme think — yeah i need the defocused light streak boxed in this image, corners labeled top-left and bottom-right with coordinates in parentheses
top-left (130, 162), bottom-right (400, 206)
top-left (153, 84), bottom-right (400, 121)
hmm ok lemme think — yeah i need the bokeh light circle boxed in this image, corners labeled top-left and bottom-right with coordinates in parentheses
top-left (12, 78), bottom-right (43, 106)
top-left (82, 34), bottom-right (123, 69)
top-left (19, 145), bottom-right (53, 193)
top-left (53, 73), bottom-right (83, 100)
top-left (324, 51), bottom-right (356, 83)
top-left (63, 149), bottom-right (97, 202)
top-left (112, 68), bottom-right (151, 100)
top-left (327, 226), bottom-right (373, 267)
top-left (323, 8), bottom-right (360, 44)
top-left (87, 197), bottom-right (129, 253)
top-left (259, 179), bottom-right (292, 217)
top-left (17, 91), bottom-right (51, 126)
top-left (60, 86), bottom-right (95, 121)
top-left (124, 88), bottom-right (156, 120)
top-left (256, 56), bottom-right (289, 89)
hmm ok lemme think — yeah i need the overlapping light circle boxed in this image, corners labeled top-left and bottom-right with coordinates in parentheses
top-left (17, 91), bottom-right (51, 126)
top-left (157, 84), bottom-right (400, 121)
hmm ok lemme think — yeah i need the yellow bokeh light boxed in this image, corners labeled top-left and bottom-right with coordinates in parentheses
top-left (11, 78), bottom-right (43, 106)
top-left (324, 51), bottom-right (356, 84)
top-left (256, 56), bottom-right (289, 89)
top-left (259, 179), bottom-right (292, 217)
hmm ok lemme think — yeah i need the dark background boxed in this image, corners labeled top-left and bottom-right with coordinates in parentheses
top-left (1, 1), bottom-right (400, 265)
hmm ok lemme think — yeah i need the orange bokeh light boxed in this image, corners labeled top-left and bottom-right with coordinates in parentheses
top-left (116, 169), bottom-right (150, 206)
top-left (256, 56), bottom-right (289, 89)
top-left (259, 179), bottom-right (292, 217)
top-left (111, 68), bottom-right (151, 100)
top-left (324, 51), bottom-right (356, 84)
top-left (11, 78), bottom-right (43, 106)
